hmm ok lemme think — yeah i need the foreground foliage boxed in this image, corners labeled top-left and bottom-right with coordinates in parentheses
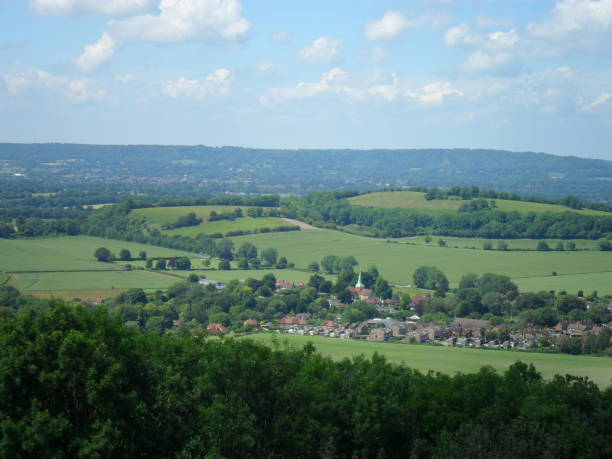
top-left (0, 302), bottom-right (610, 458)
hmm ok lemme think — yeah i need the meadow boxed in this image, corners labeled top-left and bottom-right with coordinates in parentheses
top-left (0, 236), bottom-right (196, 272)
top-left (131, 205), bottom-right (293, 236)
top-left (228, 230), bottom-right (612, 294)
top-left (348, 191), bottom-right (609, 216)
top-left (169, 268), bottom-right (334, 284)
top-left (9, 270), bottom-right (178, 292)
top-left (246, 333), bottom-right (612, 387)
top-left (400, 235), bottom-right (602, 250)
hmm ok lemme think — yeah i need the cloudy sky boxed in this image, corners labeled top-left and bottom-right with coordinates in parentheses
top-left (1, 0), bottom-right (612, 160)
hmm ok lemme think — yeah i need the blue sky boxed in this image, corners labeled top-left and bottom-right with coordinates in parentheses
top-left (1, 0), bottom-right (612, 160)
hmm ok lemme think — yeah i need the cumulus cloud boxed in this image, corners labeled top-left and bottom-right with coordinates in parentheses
top-left (109, 0), bottom-right (250, 43)
top-left (444, 24), bottom-right (481, 46)
top-left (527, 0), bottom-right (612, 52)
top-left (409, 82), bottom-right (463, 105)
top-left (256, 61), bottom-right (274, 76)
top-left (577, 92), bottom-right (612, 111)
top-left (462, 51), bottom-right (511, 73)
top-left (260, 67), bottom-right (361, 105)
top-left (164, 68), bottom-right (231, 99)
top-left (73, 32), bottom-right (116, 73)
top-left (365, 11), bottom-right (411, 41)
top-left (298, 37), bottom-right (342, 62)
top-left (445, 24), bottom-right (519, 50)
top-left (271, 31), bottom-right (291, 43)
top-left (486, 29), bottom-right (519, 50)
top-left (30, 0), bottom-right (154, 16)
top-left (3, 68), bottom-right (105, 102)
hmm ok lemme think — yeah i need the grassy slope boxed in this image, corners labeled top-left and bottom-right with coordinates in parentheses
top-left (10, 270), bottom-right (179, 291)
top-left (170, 268), bottom-right (334, 283)
top-left (131, 205), bottom-right (292, 236)
top-left (349, 191), bottom-right (609, 216)
top-left (131, 205), bottom-right (253, 225)
top-left (246, 334), bottom-right (612, 387)
top-left (400, 236), bottom-right (601, 250)
top-left (228, 230), bottom-right (612, 294)
top-left (165, 217), bottom-right (291, 236)
top-left (0, 236), bottom-right (197, 272)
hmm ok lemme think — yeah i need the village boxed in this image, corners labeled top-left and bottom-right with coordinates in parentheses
top-left (202, 276), bottom-right (611, 351)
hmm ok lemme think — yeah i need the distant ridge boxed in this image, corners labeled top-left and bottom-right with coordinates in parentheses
top-left (1, 143), bottom-right (611, 202)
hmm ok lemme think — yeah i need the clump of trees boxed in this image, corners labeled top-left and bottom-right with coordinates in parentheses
top-left (0, 300), bottom-right (610, 458)
top-left (163, 212), bottom-right (203, 229)
top-left (413, 266), bottom-right (449, 292)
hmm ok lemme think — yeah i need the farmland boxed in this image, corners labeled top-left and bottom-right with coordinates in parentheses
top-left (228, 229), bottom-right (612, 294)
top-left (348, 191), bottom-right (610, 216)
top-left (131, 205), bottom-right (294, 236)
top-left (246, 333), bottom-right (612, 387)
top-left (0, 236), bottom-right (196, 272)
top-left (399, 235), bottom-right (602, 250)
top-left (169, 268), bottom-right (333, 284)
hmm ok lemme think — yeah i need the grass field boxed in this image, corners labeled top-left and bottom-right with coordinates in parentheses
top-left (245, 334), bottom-right (612, 387)
top-left (349, 191), bottom-right (609, 216)
top-left (228, 230), bottom-right (612, 294)
top-left (26, 289), bottom-right (128, 301)
top-left (170, 268), bottom-right (334, 284)
top-left (131, 205), bottom-right (293, 236)
top-left (8, 270), bottom-right (179, 291)
top-left (0, 236), bottom-right (197, 272)
top-left (400, 236), bottom-right (601, 250)
top-left (165, 217), bottom-right (293, 236)
top-left (131, 205), bottom-right (254, 225)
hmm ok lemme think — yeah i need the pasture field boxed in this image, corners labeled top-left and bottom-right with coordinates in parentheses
top-left (228, 230), bottom-right (612, 294)
top-left (165, 217), bottom-right (293, 236)
top-left (349, 191), bottom-right (609, 216)
top-left (8, 270), bottom-right (180, 291)
top-left (245, 334), bottom-right (612, 387)
top-left (0, 236), bottom-right (197, 272)
top-left (26, 289), bottom-right (127, 301)
top-left (131, 205), bottom-right (253, 225)
top-left (400, 236), bottom-right (601, 251)
top-left (513, 272), bottom-right (612, 295)
top-left (170, 268), bottom-right (334, 284)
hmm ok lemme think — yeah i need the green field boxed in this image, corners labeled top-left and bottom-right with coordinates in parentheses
top-left (246, 334), bottom-right (612, 387)
top-left (9, 270), bottom-right (179, 291)
top-left (170, 268), bottom-right (333, 284)
top-left (0, 236), bottom-right (197, 272)
top-left (132, 205), bottom-right (253, 225)
top-left (131, 205), bottom-right (293, 236)
top-left (228, 230), bottom-right (612, 294)
top-left (349, 191), bottom-right (609, 216)
top-left (400, 236), bottom-right (601, 250)
top-left (165, 217), bottom-right (293, 236)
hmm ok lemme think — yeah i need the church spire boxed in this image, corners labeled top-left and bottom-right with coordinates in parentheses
top-left (355, 271), bottom-right (364, 290)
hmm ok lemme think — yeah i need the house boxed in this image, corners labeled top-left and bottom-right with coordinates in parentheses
top-left (199, 279), bottom-right (226, 290)
top-left (207, 323), bottom-right (228, 334)
top-left (451, 318), bottom-right (490, 337)
top-left (279, 317), bottom-right (308, 327)
top-left (243, 319), bottom-right (259, 328)
top-left (91, 296), bottom-right (104, 305)
top-left (369, 328), bottom-right (391, 342)
top-left (322, 320), bottom-right (338, 328)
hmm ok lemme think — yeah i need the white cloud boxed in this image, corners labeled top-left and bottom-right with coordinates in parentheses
top-left (368, 84), bottom-right (400, 101)
top-left (298, 36), bottom-right (342, 62)
top-left (260, 67), bottom-right (362, 105)
top-left (67, 79), bottom-right (106, 101)
top-left (164, 68), bottom-right (231, 99)
top-left (527, 0), bottom-right (612, 52)
top-left (444, 24), bottom-right (481, 46)
top-left (409, 81), bottom-right (463, 105)
top-left (578, 92), bottom-right (612, 111)
top-left (475, 14), bottom-right (513, 29)
top-left (3, 68), bottom-right (106, 102)
top-left (445, 24), bottom-right (519, 50)
top-left (31, 0), bottom-right (154, 16)
top-left (486, 29), bottom-right (519, 50)
top-left (365, 11), bottom-right (411, 41)
top-left (256, 61), bottom-right (274, 76)
top-left (109, 0), bottom-right (250, 43)
top-left (3, 69), bottom-right (66, 94)
top-left (462, 51), bottom-right (511, 73)
top-left (73, 32), bottom-right (116, 73)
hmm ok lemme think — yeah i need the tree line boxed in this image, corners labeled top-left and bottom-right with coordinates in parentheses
top-left (0, 299), bottom-right (610, 457)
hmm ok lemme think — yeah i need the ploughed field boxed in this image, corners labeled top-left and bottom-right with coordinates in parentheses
top-left (348, 191), bottom-right (610, 216)
top-left (245, 333), bottom-right (612, 387)
top-left (131, 205), bottom-right (294, 236)
top-left (228, 230), bottom-right (612, 294)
